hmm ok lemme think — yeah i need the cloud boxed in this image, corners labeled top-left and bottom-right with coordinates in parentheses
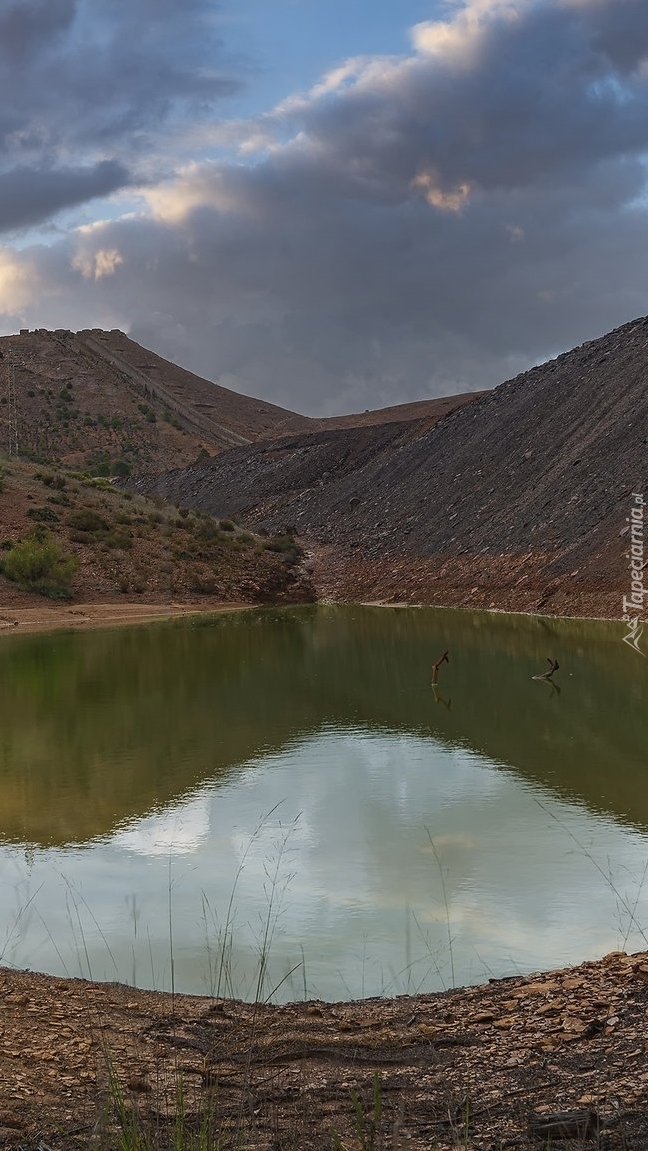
top-left (72, 245), bottom-right (124, 281)
top-left (0, 160), bottom-right (129, 233)
top-left (3, 0), bottom-right (648, 413)
top-left (0, 0), bottom-right (239, 233)
top-left (0, 249), bottom-right (37, 314)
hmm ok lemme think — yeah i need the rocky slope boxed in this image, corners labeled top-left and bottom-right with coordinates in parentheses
top-left (129, 316), bottom-right (648, 618)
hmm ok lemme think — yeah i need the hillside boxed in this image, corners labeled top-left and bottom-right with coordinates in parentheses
top-left (0, 458), bottom-right (314, 609)
top-left (0, 328), bottom-right (313, 475)
top-left (0, 328), bottom-right (480, 478)
top-left (0, 327), bottom-right (486, 612)
top-left (129, 316), bottom-right (648, 618)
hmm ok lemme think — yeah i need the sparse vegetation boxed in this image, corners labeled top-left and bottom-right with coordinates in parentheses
top-left (0, 456), bottom-right (314, 606)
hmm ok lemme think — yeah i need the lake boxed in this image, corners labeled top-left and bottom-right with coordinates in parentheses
top-left (0, 604), bottom-right (646, 1002)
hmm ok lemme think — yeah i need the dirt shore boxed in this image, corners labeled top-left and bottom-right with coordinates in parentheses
top-left (0, 600), bottom-right (252, 637)
top-left (1, 951), bottom-right (648, 1149)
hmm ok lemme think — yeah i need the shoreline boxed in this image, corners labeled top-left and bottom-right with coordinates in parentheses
top-left (0, 593), bottom-right (622, 640)
top-left (2, 950), bottom-right (647, 1148)
top-left (0, 599), bottom-right (254, 637)
top-left (356, 597), bottom-right (621, 623)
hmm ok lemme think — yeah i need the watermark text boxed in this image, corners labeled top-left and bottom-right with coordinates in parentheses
top-left (622, 492), bottom-right (645, 655)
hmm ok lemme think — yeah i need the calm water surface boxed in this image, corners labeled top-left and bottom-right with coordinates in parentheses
top-left (0, 605), bottom-right (647, 1000)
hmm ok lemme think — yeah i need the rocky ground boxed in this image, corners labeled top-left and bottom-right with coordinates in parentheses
top-left (1, 951), bottom-right (648, 1149)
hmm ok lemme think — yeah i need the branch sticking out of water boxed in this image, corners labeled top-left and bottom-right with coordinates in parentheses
top-left (431, 650), bottom-right (449, 685)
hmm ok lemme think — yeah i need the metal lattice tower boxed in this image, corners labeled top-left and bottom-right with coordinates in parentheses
top-left (6, 357), bottom-right (18, 457)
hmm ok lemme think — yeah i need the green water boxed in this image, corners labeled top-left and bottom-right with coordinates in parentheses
top-left (0, 605), bottom-right (646, 999)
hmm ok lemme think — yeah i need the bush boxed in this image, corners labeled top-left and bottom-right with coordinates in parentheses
top-left (264, 533), bottom-right (301, 566)
top-left (1, 531), bottom-right (78, 599)
top-left (264, 533), bottom-right (296, 553)
top-left (26, 506), bottom-right (59, 523)
top-left (219, 518), bottom-right (235, 532)
top-left (194, 519), bottom-right (220, 541)
top-left (66, 509), bottom-right (109, 533)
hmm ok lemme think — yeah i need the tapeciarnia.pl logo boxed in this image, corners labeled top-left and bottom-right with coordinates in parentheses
top-left (622, 492), bottom-right (645, 655)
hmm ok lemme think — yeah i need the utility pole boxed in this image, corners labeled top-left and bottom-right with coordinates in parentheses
top-left (6, 357), bottom-right (18, 457)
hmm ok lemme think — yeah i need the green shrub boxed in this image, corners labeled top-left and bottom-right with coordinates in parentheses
top-left (264, 533), bottom-right (301, 566)
top-left (26, 506), bottom-right (59, 523)
top-left (105, 529), bottom-right (132, 550)
top-left (66, 509), bottom-right (109, 533)
top-left (264, 533), bottom-right (296, 552)
top-left (219, 518), bottom-right (235, 532)
top-left (195, 519), bottom-right (219, 541)
top-left (1, 531), bottom-right (78, 599)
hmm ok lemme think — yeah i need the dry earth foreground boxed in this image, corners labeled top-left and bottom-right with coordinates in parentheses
top-left (132, 316), bottom-right (648, 619)
top-left (1, 951), bottom-right (648, 1149)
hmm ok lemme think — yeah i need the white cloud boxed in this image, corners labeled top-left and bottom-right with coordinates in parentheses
top-left (0, 248), bottom-right (37, 314)
top-left (73, 246), bottom-right (123, 280)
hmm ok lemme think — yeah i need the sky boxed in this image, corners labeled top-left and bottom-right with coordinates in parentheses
top-left (1, 0), bottom-right (648, 416)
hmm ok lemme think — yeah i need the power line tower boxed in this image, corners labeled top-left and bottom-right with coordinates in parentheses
top-left (6, 357), bottom-right (18, 457)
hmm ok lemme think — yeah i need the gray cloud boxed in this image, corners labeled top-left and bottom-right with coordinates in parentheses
top-left (0, 0), bottom-right (238, 231)
top-left (3, 0), bottom-right (648, 414)
top-left (0, 160), bottom-right (129, 232)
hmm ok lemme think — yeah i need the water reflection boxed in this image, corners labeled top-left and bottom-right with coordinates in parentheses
top-left (0, 605), bottom-right (646, 999)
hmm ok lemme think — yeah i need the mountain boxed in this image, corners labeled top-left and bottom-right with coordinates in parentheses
top-left (0, 327), bottom-right (480, 608)
top-left (0, 327), bottom-right (313, 474)
top-left (0, 327), bottom-right (481, 476)
top-left (129, 316), bottom-right (648, 619)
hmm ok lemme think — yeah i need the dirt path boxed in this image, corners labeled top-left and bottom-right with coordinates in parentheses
top-left (1, 952), bottom-right (647, 1148)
